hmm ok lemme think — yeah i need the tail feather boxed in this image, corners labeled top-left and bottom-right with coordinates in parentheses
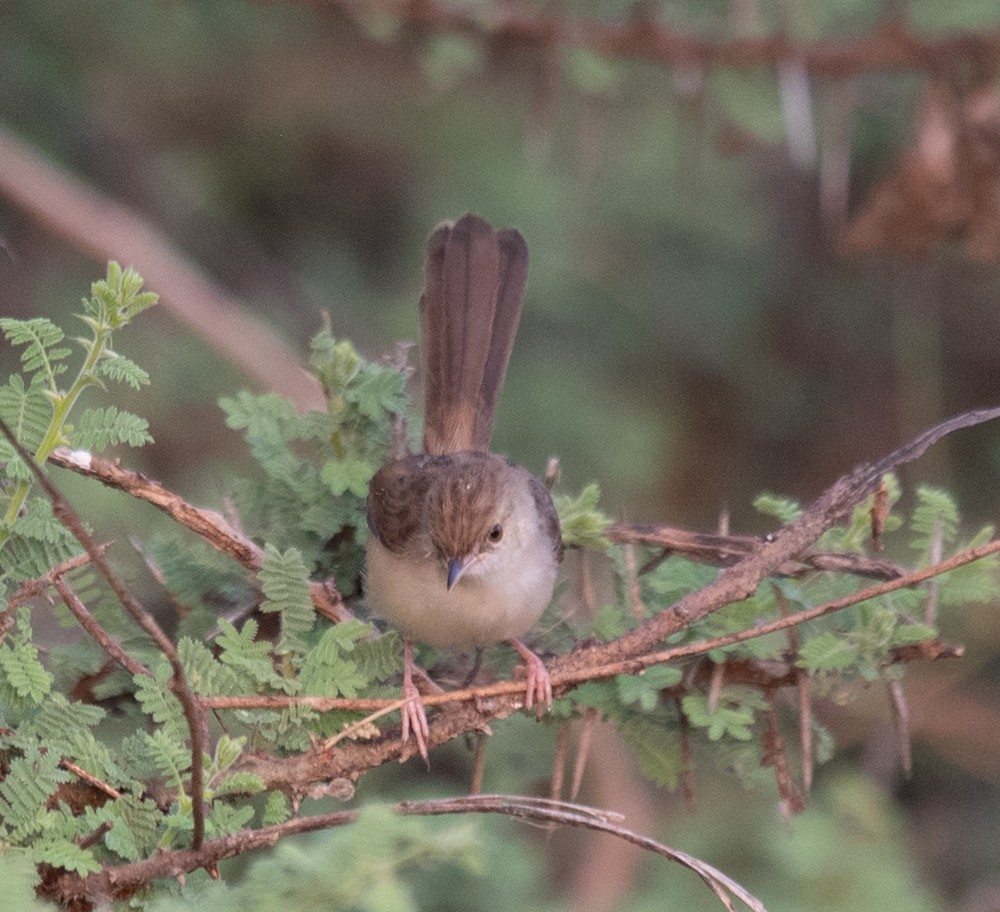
top-left (419, 214), bottom-right (528, 454)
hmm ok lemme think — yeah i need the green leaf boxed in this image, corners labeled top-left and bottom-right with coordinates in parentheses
top-left (346, 362), bottom-right (406, 421)
top-left (0, 639), bottom-right (52, 704)
top-left (309, 332), bottom-right (360, 398)
top-left (554, 483), bottom-right (611, 550)
top-left (0, 317), bottom-right (70, 384)
top-left (213, 772), bottom-right (266, 798)
top-left (134, 661), bottom-right (187, 742)
top-left (94, 350), bottom-right (150, 389)
top-left (72, 405), bottom-right (152, 449)
top-left (321, 456), bottom-right (376, 497)
top-left (259, 544), bottom-right (315, 654)
top-left (0, 374), bottom-right (51, 454)
top-left (681, 693), bottom-right (759, 741)
top-left (753, 492), bottom-right (803, 524)
top-left (910, 486), bottom-right (959, 558)
top-left (216, 618), bottom-right (288, 691)
top-left (207, 802), bottom-right (255, 836)
top-left (0, 744), bottom-right (70, 839)
top-left (797, 632), bottom-right (857, 673)
top-left (144, 728), bottom-right (191, 787)
top-left (262, 790), bottom-right (292, 826)
top-left (615, 666), bottom-right (683, 712)
top-left (299, 622), bottom-right (371, 698)
top-left (0, 849), bottom-right (49, 911)
top-left (19, 692), bottom-right (104, 755)
top-left (86, 262), bottom-right (158, 324)
top-left (102, 794), bottom-right (162, 861)
top-left (889, 623), bottom-right (937, 646)
top-left (620, 717), bottom-right (683, 788)
top-left (32, 836), bottom-right (102, 875)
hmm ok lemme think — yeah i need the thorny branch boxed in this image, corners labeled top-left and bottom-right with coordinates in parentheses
top-left (45, 795), bottom-right (767, 911)
top-left (0, 419), bottom-right (209, 851)
top-left (47, 447), bottom-right (352, 624)
top-left (36, 408), bottom-right (996, 782)
top-left (308, 0), bottom-right (1000, 79)
top-left (8, 407), bottom-right (1000, 904)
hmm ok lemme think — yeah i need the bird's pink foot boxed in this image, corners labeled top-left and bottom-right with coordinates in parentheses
top-left (511, 638), bottom-right (552, 718)
top-left (401, 640), bottom-right (430, 762)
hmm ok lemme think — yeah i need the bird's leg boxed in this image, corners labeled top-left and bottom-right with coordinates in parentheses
top-left (511, 638), bottom-right (553, 718)
top-left (401, 639), bottom-right (430, 762)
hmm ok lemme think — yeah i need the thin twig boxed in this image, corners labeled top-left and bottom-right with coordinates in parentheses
top-left (887, 678), bottom-right (913, 778)
top-left (60, 759), bottom-right (123, 802)
top-left (608, 523), bottom-right (906, 580)
top-left (311, 0), bottom-right (1000, 80)
top-left (45, 795), bottom-right (767, 910)
top-left (7, 550), bottom-right (99, 610)
top-left (48, 448), bottom-right (354, 623)
top-left (52, 577), bottom-right (151, 680)
top-left (0, 419), bottom-right (209, 851)
top-left (198, 534), bottom-right (987, 716)
top-left (400, 795), bottom-right (766, 912)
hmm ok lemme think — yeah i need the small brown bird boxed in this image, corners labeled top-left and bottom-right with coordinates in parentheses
top-left (365, 214), bottom-right (563, 760)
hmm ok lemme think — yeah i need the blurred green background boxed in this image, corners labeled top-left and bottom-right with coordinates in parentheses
top-left (3, 1), bottom-right (1000, 910)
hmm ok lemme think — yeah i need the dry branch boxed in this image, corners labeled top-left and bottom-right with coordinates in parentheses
top-left (37, 409), bottom-right (1000, 787)
top-left (307, 0), bottom-right (1000, 79)
top-left (45, 795), bottom-right (768, 911)
top-left (47, 447), bottom-right (353, 624)
top-left (0, 419), bottom-right (210, 850)
top-left (0, 126), bottom-right (323, 411)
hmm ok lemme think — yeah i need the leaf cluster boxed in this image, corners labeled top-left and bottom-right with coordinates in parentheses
top-left (2, 266), bottom-right (999, 910)
top-left (560, 476), bottom-right (997, 790)
top-left (0, 262), bottom-right (156, 580)
top-left (217, 330), bottom-right (405, 587)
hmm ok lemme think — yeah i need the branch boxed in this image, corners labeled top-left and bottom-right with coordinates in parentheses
top-left (559, 405), bottom-right (1000, 670)
top-left (45, 796), bottom-right (767, 912)
top-left (47, 447), bottom-right (353, 624)
top-left (219, 407), bottom-right (998, 784)
top-left (0, 126), bottom-right (324, 412)
top-left (0, 419), bottom-right (209, 850)
top-left (200, 543), bottom-right (971, 713)
top-left (311, 0), bottom-right (1000, 79)
top-left (605, 522), bottom-right (906, 580)
top-left (52, 577), bottom-right (151, 680)
top-left (6, 550), bottom-right (99, 610)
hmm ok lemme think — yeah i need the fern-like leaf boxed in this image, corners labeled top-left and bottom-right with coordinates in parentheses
top-left (298, 622), bottom-right (369, 698)
top-left (102, 793), bottom-right (163, 861)
top-left (72, 406), bottom-right (152, 449)
top-left (259, 544), bottom-right (315, 654)
top-left (32, 835), bottom-right (102, 875)
top-left (0, 641), bottom-right (52, 705)
top-left (19, 692), bottom-right (104, 752)
top-left (134, 661), bottom-right (187, 742)
top-left (144, 728), bottom-right (191, 787)
top-left (94, 350), bottom-right (150, 389)
top-left (910, 486), bottom-right (959, 559)
top-left (0, 375), bottom-right (51, 456)
top-left (0, 317), bottom-right (71, 388)
top-left (553, 483), bottom-right (611, 550)
top-left (0, 744), bottom-right (70, 840)
top-left (753, 492), bottom-right (803, 524)
top-left (178, 637), bottom-right (239, 695)
top-left (216, 618), bottom-right (288, 691)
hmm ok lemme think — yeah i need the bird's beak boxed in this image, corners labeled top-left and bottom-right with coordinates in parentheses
top-left (446, 555), bottom-right (473, 590)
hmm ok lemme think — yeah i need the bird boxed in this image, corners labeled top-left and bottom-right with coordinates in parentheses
top-left (365, 213), bottom-right (563, 761)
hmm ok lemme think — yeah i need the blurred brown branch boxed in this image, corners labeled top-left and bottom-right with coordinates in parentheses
top-left (309, 0), bottom-right (1000, 78)
top-left (44, 795), bottom-right (767, 910)
top-left (0, 126), bottom-right (324, 411)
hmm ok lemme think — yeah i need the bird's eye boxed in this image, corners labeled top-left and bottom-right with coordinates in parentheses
top-left (488, 523), bottom-right (503, 543)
